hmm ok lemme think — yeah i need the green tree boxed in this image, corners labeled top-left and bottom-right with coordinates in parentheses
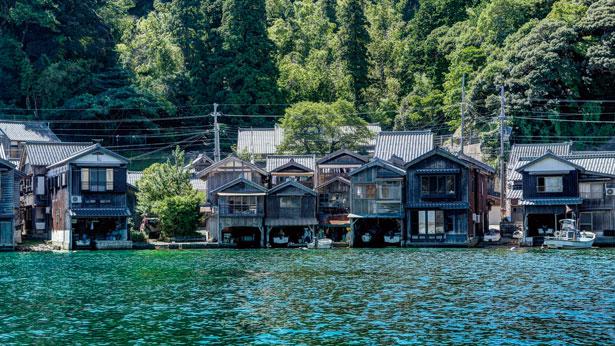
top-left (155, 194), bottom-right (203, 239)
top-left (136, 147), bottom-right (194, 216)
top-left (337, 0), bottom-right (370, 106)
top-left (278, 100), bottom-right (373, 155)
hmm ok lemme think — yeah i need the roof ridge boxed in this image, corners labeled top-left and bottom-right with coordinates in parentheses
top-left (512, 142), bottom-right (571, 147)
top-left (25, 141), bottom-right (92, 145)
top-left (378, 130), bottom-right (432, 135)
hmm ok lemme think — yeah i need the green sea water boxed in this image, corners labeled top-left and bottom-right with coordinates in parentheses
top-left (0, 248), bottom-right (614, 345)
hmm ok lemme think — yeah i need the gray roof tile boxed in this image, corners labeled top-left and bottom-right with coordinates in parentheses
top-left (507, 142), bottom-right (571, 177)
top-left (23, 142), bottom-right (92, 166)
top-left (374, 131), bottom-right (434, 162)
top-left (266, 155), bottom-right (316, 172)
top-left (0, 121), bottom-right (59, 142)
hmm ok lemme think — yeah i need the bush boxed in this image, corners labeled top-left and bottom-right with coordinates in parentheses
top-left (154, 192), bottom-right (204, 240)
top-left (130, 230), bottom-right (147, 242)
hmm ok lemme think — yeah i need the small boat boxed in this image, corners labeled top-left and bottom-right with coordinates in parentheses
top-left (271, 235), bottom-right (289, 247)
top-left (544, 219), bottom-right (595, 249)
top-left (361, 233), bottom-right (372, 243)
top-left (484, 228), bottom-right (501, 242)
top-left (383, 232), bottom-right (401, 245)
top-left (307, 238), bottom-right (333, 249)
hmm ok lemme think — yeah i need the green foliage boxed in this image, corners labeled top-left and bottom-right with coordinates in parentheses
top-left (136, 147), bottom-right (194, 216)
top-left (154, 193), bottom-right (203, 239)
top-left (130, 230), bottom-right (147, 242)
top-left (279, 99), bottom-right (373, 155)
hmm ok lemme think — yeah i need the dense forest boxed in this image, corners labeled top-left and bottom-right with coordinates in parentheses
top-left (0, 0), bottom-right (613, 163)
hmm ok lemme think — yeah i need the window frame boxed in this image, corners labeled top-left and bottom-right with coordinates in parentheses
top-left (537, 176), bottom-right (563, 193)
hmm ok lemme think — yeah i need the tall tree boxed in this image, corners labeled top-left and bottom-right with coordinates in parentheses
top-left (337, 0), bottom-right (370, 106)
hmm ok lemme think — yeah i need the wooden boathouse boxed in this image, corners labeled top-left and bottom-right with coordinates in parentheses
top-left (198, 155), bottom-right (268, 247)
top-left (348, 158), bottom-right (405, 247)
top-left (265, 180), bottom-right (318, 247)
top-left (315, 149), bottom-right (367, 242)
top-left (405, 148), bottom-right (496, 247)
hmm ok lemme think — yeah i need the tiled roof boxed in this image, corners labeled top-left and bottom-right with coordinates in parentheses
top-left (509, 151), bottom-right (615, 182)
top-left (456, 152), bottom-right (496, 174)
top-left (349, 158), bottom-right (406, 177)
top-left (507, 189), bottom-right (522, 199)
top-left (375, 131), bottom-right (433, 163)
top-left (407, 201), bottom-right (469, 209)
top-left (507, 142), bottom-right (571, 177)
top-left (237, 124), bottom-right (382, 155)
top-left (316, 149), bottom-right (368, 165)
top-left (127, 171), bottom-right (143, 188)
top-left (69, 208), bottom-right (132, 217)
top-left (265, 217), bottom-right (318, 226)
top-left (237, 126), bottom-right (284, 155)
top-left (23, 142), bottom-right (92, 166)
top-left (266, 155), bottom-right (316, 172)
top-left (0, 121), bottom-right (59, 142)
top-left (519, 198), bottom-right (582, 206)
top-left (47, 144), bottom-right (128, 169)
top-left (268, 179), bottom-right (316, 196)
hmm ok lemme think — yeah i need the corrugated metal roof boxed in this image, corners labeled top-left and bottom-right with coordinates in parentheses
top-left (237, 124), bottom-right (382, 155)
top-left (0, 121), bottom-right (60, 142)
top-left (375, 131), bottom-right (433, 162)
top-left (23, 142), bottom-right (92, 166)
top-left (266, 155), bottom-right (316, 172)
top-left (507, 189), bottom-right (522, 199)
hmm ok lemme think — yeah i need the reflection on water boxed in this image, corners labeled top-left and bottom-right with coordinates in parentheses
top-left (0, 248), bottom-right (614, 344)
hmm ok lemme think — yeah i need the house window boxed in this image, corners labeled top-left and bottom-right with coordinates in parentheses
top-left (280, 196), bottom-right (301, 209)
top-left (82, 168), bottom-right (112, 192)
top-left (355, 184), bottom-right (376, 199)
top-left (579, 211), bottom-right (611, 232)
top-left (417, 210), bottom-right (445, 234)
top-left (579, 182), bottom-right (603, 199)
top-left (35, 176), bottom-right (45, 195)
top-left (106, 168), bottom-right (114, 190)
top-left (420, 176), bottom-right (455, 196)
top-left (378, 181), bottom-right (401, 200)
top-left (537, 176), bottom-right (563, 193)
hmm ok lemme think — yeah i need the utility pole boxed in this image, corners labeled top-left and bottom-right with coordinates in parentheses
top-left (499, 86), bottom-right (506, 214)
top-left (212, 103), bottom-right (221, 162)
top-left (460, 74), bottom-right (466, 153)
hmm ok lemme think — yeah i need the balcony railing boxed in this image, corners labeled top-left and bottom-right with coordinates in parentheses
top-left (218, 203), bottom-right (262, 216)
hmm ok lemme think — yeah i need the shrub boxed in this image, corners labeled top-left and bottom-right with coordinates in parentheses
top-left (154, 192), bottom-right (204, 240)
top-left (130, 230), bottom-right (147, 242)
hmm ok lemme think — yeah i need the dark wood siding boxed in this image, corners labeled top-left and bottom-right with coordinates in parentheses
top-left (522, 171), bottom-right (578, 198)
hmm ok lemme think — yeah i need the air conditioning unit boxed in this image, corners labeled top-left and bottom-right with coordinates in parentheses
top-left (71, 195), bottom-right (82, 204)
top-left (606, 187), bottom-right (615, 197)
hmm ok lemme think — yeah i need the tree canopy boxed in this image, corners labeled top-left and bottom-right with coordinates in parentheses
top-left (1, 0), bottom-right (613, 162)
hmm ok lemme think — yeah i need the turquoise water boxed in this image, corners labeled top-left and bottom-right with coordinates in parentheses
top-left (0, 248), bottom-right (614, 345)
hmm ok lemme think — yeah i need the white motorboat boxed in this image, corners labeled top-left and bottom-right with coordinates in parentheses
top-left (361, 233), bottom-right (372, 243)
top-left (544, 219), bottom-right (595, 249)
top-left (383, 233), bottom-right (401, 244)
top-left (307, 238), bottom-right (333, 249)
top-left (484, 228), bottom-right (501, 242)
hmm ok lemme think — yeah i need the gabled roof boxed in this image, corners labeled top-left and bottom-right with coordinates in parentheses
top-left (197, 155), bottom-right (267, 178)
top-left (185, 153), bottom-right (213, 170)
top-left (316, 149), bottom-right (368, 165)
top-left (516, 151), bottom-right (585, 173)
top-left (266, 155), bottom-right (316, 172)
top-left (315, 176), bottom-right (351, 190)
top-left (374, 130), bottom-right (433, 163)
top-left (210, 177), bottom-right (268, 195)
top-left (0, 121), bottom-right (60, 142)
top-left (507, 142), bottom-right (571, 174)
top-left (404, 147), bottom-right (470, 170)
top-left (349, 158), bottom-right (406, 177)
top-left (0, 157), bottom-right (16, 170)
top-left (21, 141), bottom-right (92, 167)
top-left (268, 179), bottom-right (317, 196)
top-left (47, 144), bottom-right (128, 169)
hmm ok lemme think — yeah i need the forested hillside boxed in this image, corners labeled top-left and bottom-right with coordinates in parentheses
top-left (1, 0), bottom-right (613, 162)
